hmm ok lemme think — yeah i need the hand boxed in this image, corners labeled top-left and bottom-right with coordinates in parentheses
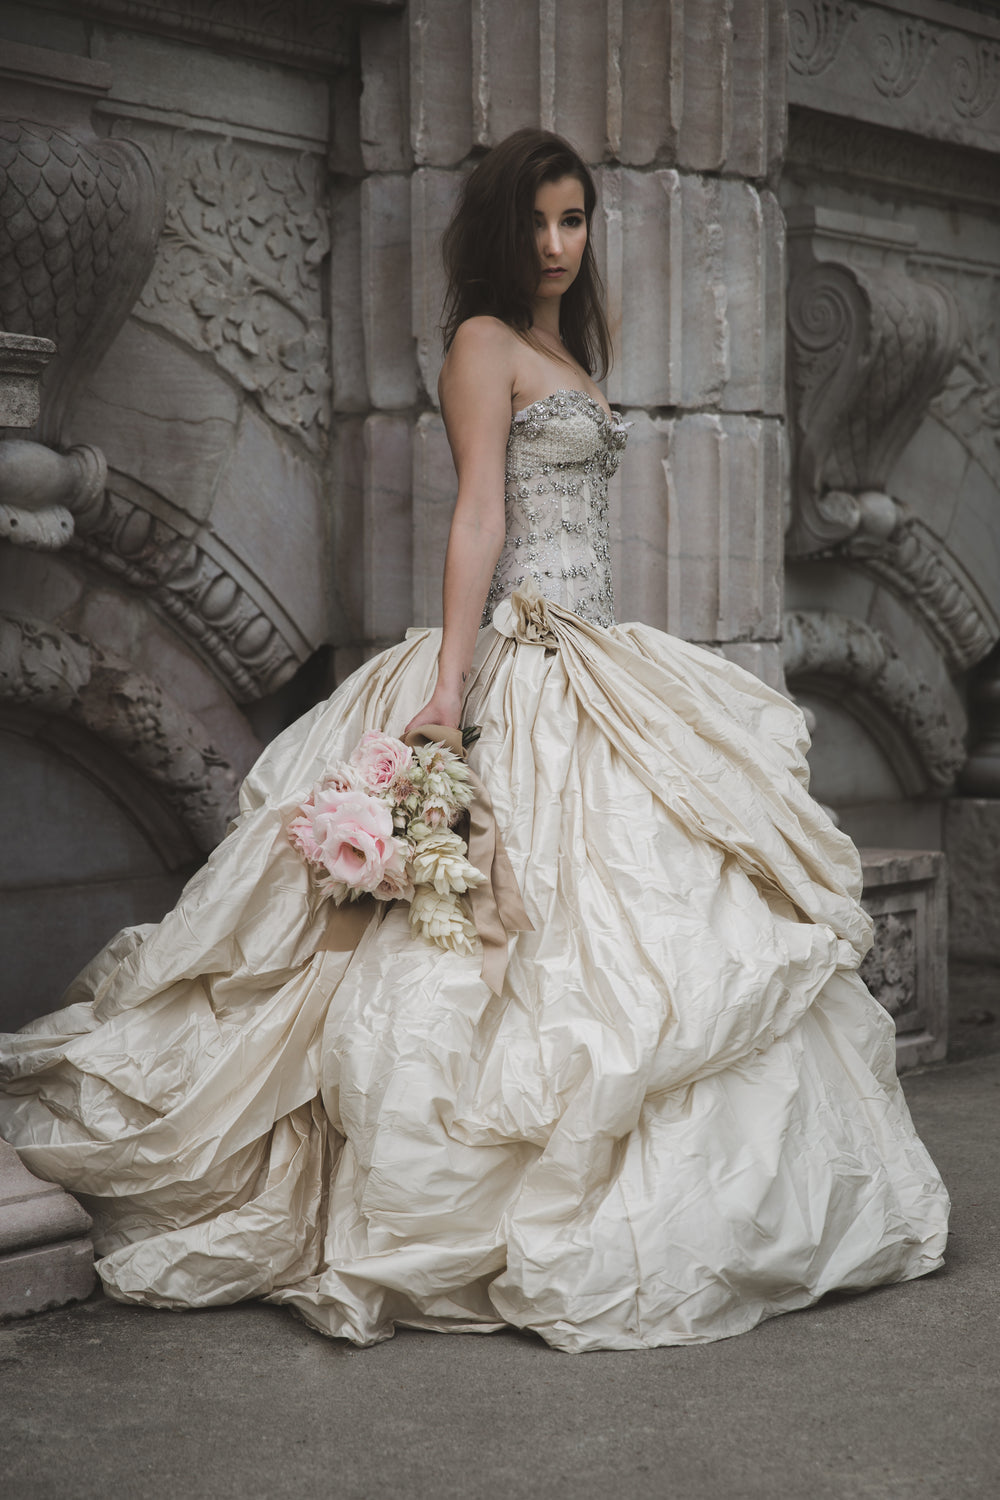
top-left (403, 684), bottom-right (465, 738)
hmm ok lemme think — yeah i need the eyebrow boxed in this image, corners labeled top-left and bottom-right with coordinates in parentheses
top-left (534, 205), bottom-right (586, 215)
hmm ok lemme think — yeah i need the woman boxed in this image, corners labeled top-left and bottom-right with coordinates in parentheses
top-left (0, 130), bottom-right (948, 1353)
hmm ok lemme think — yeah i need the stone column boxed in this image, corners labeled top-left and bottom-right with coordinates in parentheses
top-left (392, 0), bottom-right (789, 686)
top-left (0, 331), bottom-right (96, 1318)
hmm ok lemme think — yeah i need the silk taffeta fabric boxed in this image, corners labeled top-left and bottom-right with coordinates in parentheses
top-left (0, 397), bottom-right (948, 1352)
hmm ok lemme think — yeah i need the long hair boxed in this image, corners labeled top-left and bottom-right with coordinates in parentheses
top-left (441, 128), bottom-right (611, 379)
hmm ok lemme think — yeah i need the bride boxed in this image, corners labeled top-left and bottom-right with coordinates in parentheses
top-left (0, 129), bottom-right (948, 1353)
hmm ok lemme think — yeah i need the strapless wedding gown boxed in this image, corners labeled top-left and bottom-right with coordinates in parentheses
top-left (0, 390), bottom-right (948, 1352)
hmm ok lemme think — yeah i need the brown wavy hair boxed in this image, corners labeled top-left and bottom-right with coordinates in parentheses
top-left (441, 128), bottom-right (611, 379)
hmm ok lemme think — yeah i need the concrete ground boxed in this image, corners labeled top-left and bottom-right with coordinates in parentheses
top-left (1, 1050), bottom-right (998, 1500)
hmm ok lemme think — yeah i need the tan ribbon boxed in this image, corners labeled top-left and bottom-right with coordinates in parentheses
top-left (402, 724), bottom-right (534, 994)
top-left (315, 725), bottom-right (533, 993)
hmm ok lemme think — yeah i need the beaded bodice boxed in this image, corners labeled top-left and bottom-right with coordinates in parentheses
top-left (483, 389), bottom-right (628, 630)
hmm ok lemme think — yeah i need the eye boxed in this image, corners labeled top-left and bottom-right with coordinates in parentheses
top-left (562, 215), bottom-right (584, 228)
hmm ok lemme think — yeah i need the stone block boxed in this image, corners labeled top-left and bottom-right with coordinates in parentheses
top-left (677, 0), bottom-right (731, 171)
top-left (859, 848), bottom-right (948, 1071)
top-left (95, 29), bottom-right (329, 147)
top-left (596, 167), bottom-right (683, 409)
top-left (0, 334), bottom-right (55, 429)
top-left (412, 411), bottom-right (456, 628)
top-left (548, 0), bottom-right (610, 164)
top-left (720, 640), bottom-right (787, 695)
top-left (66, 321), bottom-right (239, 524)
top-left (615, 0), bottom-right (679, 165)
top-left (609, 408), bottom-right (673, 632)
top-left (329, 417), bottom-right (366, 645)
top-left (361, 174), bottom-right (416, 411)
top-left (208, 405), bottom-right (328, 652)
top-left (472, 0), bottom-right (540, 147)
top-left (411, 169), bottom-right (463, 406)
top-left (410, 0), bottom-right (474, 166)
top-left (759, 189), bottom-right (786, 416)
top-left (330, 182), bottom-right (368, 414)
top-left (360, 6), bottom-right (412, 172)
top-left (364, 414), bottom-right (414, 646)
top-left (718, 179), bottom-right (766, 412)
top-left (945, 799), bottom-right (1000, 965)
top-left (0, 1237), bottom-right (96, 1321)
top-left (664, 413), bottom-right (784, 644)
top-left (0, 1141), bottom-right (92, 1257)
top-left (728, 0), bottom-right (787, 179)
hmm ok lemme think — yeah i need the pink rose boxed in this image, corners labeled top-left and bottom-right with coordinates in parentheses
top-left (290, 787), bottom-right (396, 894)
top-left (350, 731), bottom-right (413, 792)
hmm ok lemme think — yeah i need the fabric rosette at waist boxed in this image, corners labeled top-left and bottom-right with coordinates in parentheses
top-left (490, 583), bottom-right (561, 648)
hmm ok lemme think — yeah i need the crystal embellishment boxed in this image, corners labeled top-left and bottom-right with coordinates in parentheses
top-left (483, 389), bottom-right (628, 630)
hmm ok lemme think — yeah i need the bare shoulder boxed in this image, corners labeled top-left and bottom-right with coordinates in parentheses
top-left (440, 317), bottom-right (519, 400)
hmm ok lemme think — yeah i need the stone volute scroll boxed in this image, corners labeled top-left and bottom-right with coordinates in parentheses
top-left (786, 219), bottom-right (963, 558)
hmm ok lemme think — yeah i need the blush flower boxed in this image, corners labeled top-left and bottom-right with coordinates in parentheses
top-left (373, 838), bottom-right (415, 903)
top-left (289, 786), bottom-right (395, 895)
top-left (350, 731), bottom-right (413, 792)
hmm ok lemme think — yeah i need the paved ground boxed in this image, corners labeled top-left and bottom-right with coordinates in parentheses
top-left (1, 1049), bottom-right (998, 1500)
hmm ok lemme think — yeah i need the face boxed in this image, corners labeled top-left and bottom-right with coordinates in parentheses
top-left (532, 175), bottom-right (588, 304)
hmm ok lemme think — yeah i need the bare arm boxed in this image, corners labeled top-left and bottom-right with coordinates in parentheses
top-left (403, 320), bottom-right (515, 734)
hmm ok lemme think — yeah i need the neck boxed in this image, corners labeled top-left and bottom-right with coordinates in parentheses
top-left (530, 299), bottom-right (562, 342)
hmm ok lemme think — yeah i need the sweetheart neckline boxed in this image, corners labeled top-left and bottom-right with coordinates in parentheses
top-left (510, 388), bottom-right (622, 430)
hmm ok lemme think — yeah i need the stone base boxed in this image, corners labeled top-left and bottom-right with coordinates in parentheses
top-left (0, 1237), bottom-right (96, 1320)
top-left (944, 799), bottom-right (1000, 966)
top-left (860, 849), bottom-right (948, 1072)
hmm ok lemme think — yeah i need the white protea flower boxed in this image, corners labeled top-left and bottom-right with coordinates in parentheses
top-left (408, 886), bottom-right (477, 954)
top-left (410, 829), bottom-right (484, 896)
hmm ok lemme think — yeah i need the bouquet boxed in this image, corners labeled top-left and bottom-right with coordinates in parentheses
top-left (289, 730), bottom-right (485, 955)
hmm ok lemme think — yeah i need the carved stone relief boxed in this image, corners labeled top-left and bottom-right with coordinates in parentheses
top-left (0, 612), bottom-right (238, 850)
top-left (859, 908), bottom-right (917, 1016)
top-left (787, 0), bottom-right (1000, 153)
top-left (129, 128), bottom-right (331, 452)
top-left (783, 608), bottom-right (966, 792)
top-left (786, 256), bottom-right (962, 556)
top-left (0, 119), bottom-right (163, 444)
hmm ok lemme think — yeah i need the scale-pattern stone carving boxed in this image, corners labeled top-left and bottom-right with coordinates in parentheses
top-left (787, 259), bottom-right (962, 555)
top-left (783, 608), bottom-right (965, 791)
top-left (0, 613), bottom-right (237, 850)
top-left (133, 131), bottom-right (330, 449)
top-left (0, 120), bottom-right (163, 443)
top-left (68, 484), bottom-right (300, 701)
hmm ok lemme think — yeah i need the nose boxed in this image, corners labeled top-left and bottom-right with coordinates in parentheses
top-left (540, 220), bottom-right (562, 259)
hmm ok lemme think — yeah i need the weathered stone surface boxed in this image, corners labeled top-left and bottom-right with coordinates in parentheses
top-left (330, 182), bottom-right (368, 414)
top-left (615, 0), bottom-right (679, 165)
top-left (608, 408), bottom-right (673, 632)
top-left (596, 167), bottom-right (682, 409)
top-left (411, 411), bottom-right (456, 628)
top-left (360, 6), bottom-right (412, 172)
top-left (209, 406), bottom-right (328, 652)
top-left (66, 322), bottom-right (239, 524)
top-left (330, 417), bottom-right (366, 648)
top-left (945, 799), bottom-right (1000, 965)
top-left (410, 0), bottom-right (474, 166)
top-left (860, 848), bottom-right (948, 1071)
top-left (787, 0), bottom-right (1000, 158)
top-left (0, 1236), bottom-right (96, 1321)
top-left (0, 1142), bottom-right (92, 1256)
top-left (411, 168), bottom-right (463, 405)
top-left (472, 0), bottom-right (540, 147)
top-left (361, 174), bottom-right (416, 411)
top-left (720, 640), bottom-right (788, 695)
top-left (0, 334), bottom-right (56, 429)
top-left (678, 0), bottom-right (731, 171)
top-left (364, 414), bottom-right (413, 646)
top-left (664, 413), bottom-right (784, 644)
top-left (97, 29), bottom-right (329, 145)
top-left (548, 0), bottom-right (608, 163)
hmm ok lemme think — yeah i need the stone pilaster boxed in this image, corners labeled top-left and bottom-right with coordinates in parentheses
top-left (0, 331), bottom-right (96, 1318)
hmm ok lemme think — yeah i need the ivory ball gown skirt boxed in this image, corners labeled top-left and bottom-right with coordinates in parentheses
top-left (0, 594), bottom-right (949, 1352)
